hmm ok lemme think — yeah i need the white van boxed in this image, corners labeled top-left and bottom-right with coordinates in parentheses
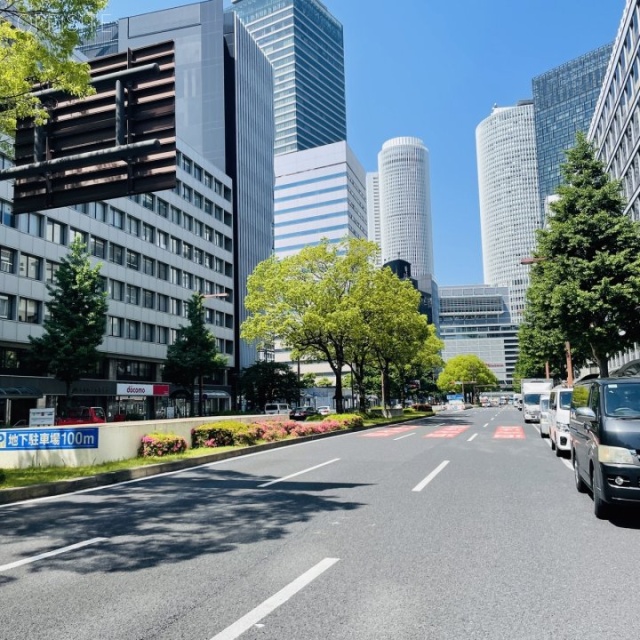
top-left (548, 385), bottom-right (573, 457)
top-left (539, 394), bottom-right (551, 437)
top-left (264, 403), bottom-right (290, 415)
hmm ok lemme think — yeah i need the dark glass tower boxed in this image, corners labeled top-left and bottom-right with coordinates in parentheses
top-left (229, 0), bottom-right (346, 155)
top-left (532, 44), bottom-right (612, 220)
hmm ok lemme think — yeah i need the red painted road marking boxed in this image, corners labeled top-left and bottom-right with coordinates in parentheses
top-left (425, 425), bottom-right (470, 439)
top-left (360, 426), bottom-right (417, 438)
top-left (493, 426), bottom-right (525, 439)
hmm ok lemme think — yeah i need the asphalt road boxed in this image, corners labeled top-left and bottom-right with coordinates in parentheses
top-left (2, 406), bottom-right (640, 640)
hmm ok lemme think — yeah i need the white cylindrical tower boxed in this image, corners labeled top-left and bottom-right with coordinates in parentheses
top-left (476, 102), bottom-right (541, 323)
top-left (378, 136), bottom-right (434, 277)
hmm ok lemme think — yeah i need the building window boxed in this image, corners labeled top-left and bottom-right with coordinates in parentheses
top-left (109, 280), bottom-right (124, 301)
top-left (18, 298), bottom-right (39, 323)
top-left (171, 207), bottom-right (181, 225)
top-left (142, 323), bottom-right (155, 342)
top-left (143, 289), bottom-right (155, 309)
top-left (46, 220), bottom-right (65, 244)
top-left (157, 262), bottom-right (169, 281)
top-left (169, 298), bottom-right (181, 316)
top-left (126, 250), bottom-right (140, 270)
top-left (142, 223), bottom-right (155, 243)
top-left (108, 316), bottom-right (124, 337)
top-left (70, 228), bottom-right (87, 245)
top-left (157, 326), bottom-right (169, 344)
top-left (93, 202), bottom-right (107, 222)
top-left (90, 237), bottom-right (106, 259)
top-left (170, 267), bottom-right (180, 285)
top-left (19, 253), bottom-right (41, 280)
top-left (143, 256), bottom-right (155, 276)
top-left (157, 294), bottom-right (168, 312)
top-left (127, 216), bottom-right (140, 237)
top-left (110, 207), bottom-right (124, 229)
top-left (141, 193), bottom-right (155, 210)
top-left (109, 243), bottom-right (124, 265)
top-left (157, 198), bottom-right (169, 218)
top-left (125, 285), bottom-right (140, 305)
top-left (0, 294), bottom-right (14, 319)
top-left (126, 320), bottom-right (140, 340)
top-left (45, 261), bottom-right (59, 284)
top-left (1, 248), bottom-right (15, 273)
top-left (18, 213), bottom-right (42, 237)
top-left (157, 230), bottom-right (168, 250)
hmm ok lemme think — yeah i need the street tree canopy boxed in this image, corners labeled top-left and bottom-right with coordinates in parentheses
top-left (0, 0), bottom-right (107, 144)
top-left (437, 355), bottom-right (499, 397)
top-left (238, 361), bottom-right (301, 410)
top-left (28, 237), bottom-right (107, 402)
top-left (524, 131), bottom-right (640, 377)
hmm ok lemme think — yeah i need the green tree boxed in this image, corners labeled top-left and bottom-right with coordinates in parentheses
top-left (525, 131), bottom-right (640, 377)
top-left (238, 361), bottom-right (301, 410)
top-left (242, 238), bottom-right (379, 413)
top-left (437, 355), bottom-right (499, 402)
top-left (0, 1), bottom-right (107, 146)
top-left (162, 294), bottom-right (227, 416)
top-left (28, 237), bottom-right (107, 403)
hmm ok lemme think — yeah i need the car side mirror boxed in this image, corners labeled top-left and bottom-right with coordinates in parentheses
top-left (575, 407), bottom-right (596, 421)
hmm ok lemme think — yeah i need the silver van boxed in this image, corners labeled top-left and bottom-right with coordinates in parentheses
top-left (264, 403), bottom-right (290, 415)
top-left (548, 385), bottom-right (573, 457)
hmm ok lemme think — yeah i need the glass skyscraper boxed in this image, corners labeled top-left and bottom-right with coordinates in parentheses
top-left (229, 0), bottom-right (347, 155)
top-left (533, 44), bottom-right (612, 219)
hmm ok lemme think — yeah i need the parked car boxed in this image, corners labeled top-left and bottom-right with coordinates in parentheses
top-left (317, 406), bottom-right (332, 416)
top-left (548, 385), bottom-right (573, 457)
top-left (289, 406), bottom-right (319, 421)
top-left (55, 406), bottom-right (106, 426)
top-left (539, 395), bottom-right (551, 438)
top-left (570, 378), bottom-right (640, 519)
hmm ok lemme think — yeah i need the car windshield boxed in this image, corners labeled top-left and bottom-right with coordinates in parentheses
top-left (540, 398), bottom-right (549, 411)
top-left (604, 383), bottom-right (640, 417)
top-left (523, 393), bottom-right (541, 404)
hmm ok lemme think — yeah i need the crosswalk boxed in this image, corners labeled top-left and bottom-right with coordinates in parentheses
top-left (359, 425), bottom-right (527, 439)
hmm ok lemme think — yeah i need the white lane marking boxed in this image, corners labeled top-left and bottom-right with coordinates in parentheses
top-left (394, 433), bottom-right (416, 441)
top-left (412, 461), bottom-right (449, 492)
top-left (482, 423), bottom-right (488, 428)
top-left (544, 438), bottom-right (552, 448)
top-left (0, 537), bottom-right (107, 572)
top-left (258, 458), bottom-right (340, 488)
top-left (210, 557), bottom-right (339, 640)
top-left (533, 425), bottom-right (540, 434)
top-left (467, 433), bottom-right (478, 442)
top-left (562, 458), bottom-right (573, 470)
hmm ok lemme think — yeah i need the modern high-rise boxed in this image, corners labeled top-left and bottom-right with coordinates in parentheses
top-left (273, 141), bottom-right (367, 258)
top-left (589, 0), bottom-right (640, 370)
top-left (369, 137), bottom-right (434, 278)
top-left (476, 101), bottom-right (541, 323)
top-left (533, 44), bottom-right (613, 219)
top-left (439, 285), bottom-right (519, 387)
top-left (229, 0), bottom-right (347, 155)
top-left (366, 172), bottom-right (381, 266)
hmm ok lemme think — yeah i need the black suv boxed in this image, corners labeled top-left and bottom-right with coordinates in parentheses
top-left (289, 406), bottom-right (318, 421)
top-left (570, 378), bottom-right (640, 519)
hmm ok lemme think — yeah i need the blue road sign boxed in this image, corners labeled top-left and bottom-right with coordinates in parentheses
top-left (0, 428), bottom-right (99, 451)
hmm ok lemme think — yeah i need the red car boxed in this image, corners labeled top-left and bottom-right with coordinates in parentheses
top-left (55, 407), bottom-right (106, 426)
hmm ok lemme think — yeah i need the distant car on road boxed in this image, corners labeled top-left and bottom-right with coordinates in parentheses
top-left (317, 406), bottom-right (332, 416)
top-left (55, 406), bottom-right (106, 426)
top-left (289, 406), bottom-right (319, 421)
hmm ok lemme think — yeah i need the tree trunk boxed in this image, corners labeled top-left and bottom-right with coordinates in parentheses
top-left (593, 348), bottom-right (609, 378)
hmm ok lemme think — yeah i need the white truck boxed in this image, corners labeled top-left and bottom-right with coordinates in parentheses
top-left (521, 378), bottom-right (553, 423)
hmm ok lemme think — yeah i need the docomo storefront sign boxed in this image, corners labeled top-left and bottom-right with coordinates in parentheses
top-left (116, 384), bottom-right (170, 397)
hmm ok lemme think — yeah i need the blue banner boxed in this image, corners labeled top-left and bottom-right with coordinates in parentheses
top-left (0, 427), bottom-right (99, 451)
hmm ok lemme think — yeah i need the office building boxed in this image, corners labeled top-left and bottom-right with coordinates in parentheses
top-left (589, 0), bottom-right (640, 370)
top-left (369, 137), bottom-right (434, 278)
top-left (229, 0), bottom-right (347, 155)
top-left (476, 101), bottom-right (541, 323)
top-left (366, 172), bottom-right (382, 266)
top-left (273, 141), bottom-right (367, 258)
top-left (439, 285), bottom-right (519, 387)
top-left (533, 44), bottom-right (612, 220)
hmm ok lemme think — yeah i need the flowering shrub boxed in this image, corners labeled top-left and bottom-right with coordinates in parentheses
top-left (328, 413), bottom-right (364, 429)
top-left (138, 432), bottom-right (188, 458)
top-left (191, 421), bottom-right (248, 448)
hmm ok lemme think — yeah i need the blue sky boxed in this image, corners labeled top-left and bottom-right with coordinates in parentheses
top-left (104, 0), bottom-right (624, 285)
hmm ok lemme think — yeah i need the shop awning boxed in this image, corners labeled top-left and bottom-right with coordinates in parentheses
top-left (0, 386), bottom-right (43, 399)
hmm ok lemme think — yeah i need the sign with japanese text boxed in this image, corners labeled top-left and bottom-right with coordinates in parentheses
top-left (0, 428), bottom-right (99, 451)
top-left (116, 384), bottom-right (170, 397)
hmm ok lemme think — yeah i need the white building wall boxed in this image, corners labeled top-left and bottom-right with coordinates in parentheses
top-left (476, 102), bottom-right (542, 323)
top-left (378, 137), bottom-right (434, 277)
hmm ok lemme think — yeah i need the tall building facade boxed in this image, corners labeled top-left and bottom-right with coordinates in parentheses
top-left (370, 137), bottom-right (434, 278)
top-left (223, 11), bottom-right (275, 371)
top-left (589, 0), bottom-right (640, 370)
top-left (229, 0), bottom-right (347, 155)
top-left (366, 172), bottom-right (381, 266)
top-left (476, 101), bottom-right (541, 323)
top-left (439, 285), bottom-right (519, 387)
top-left (533, 44), bottom-right (613, 219)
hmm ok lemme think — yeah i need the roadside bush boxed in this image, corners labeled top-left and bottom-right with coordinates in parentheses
top-left (0, 468), bottom-right (5, 484)
top-left (330, 413), bottom-right (364, 429)
top-left (191, 420), bottom-right (251, 448)
top-left (138, 432), bottom-right (188, 457)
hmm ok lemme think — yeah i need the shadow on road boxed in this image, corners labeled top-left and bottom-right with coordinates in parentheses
top-left (0, 468), bottom-right (368, 578)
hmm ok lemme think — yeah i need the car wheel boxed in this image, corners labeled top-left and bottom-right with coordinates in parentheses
top-left (573, 453), bottom-right (587, 493)
top-left (592, 469), bottom-right (610, 520)
top-left (540, 428), bottom-right (545, 439)
top-left (555, 442), bottom-right (562, 457)
top-left (550, 436), bottom-right (556, 451)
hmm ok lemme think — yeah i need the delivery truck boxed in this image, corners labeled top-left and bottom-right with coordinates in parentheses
top-left (521, 378), bottom-right (553, 423)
